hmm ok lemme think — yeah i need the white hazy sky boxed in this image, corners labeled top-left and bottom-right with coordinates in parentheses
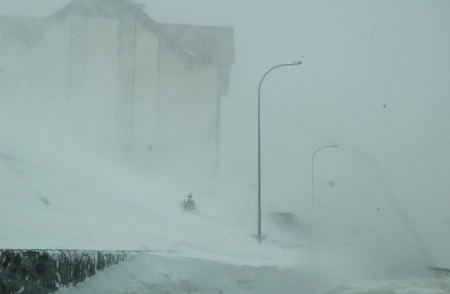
top-left (1, 0), bottom-right (450, 265)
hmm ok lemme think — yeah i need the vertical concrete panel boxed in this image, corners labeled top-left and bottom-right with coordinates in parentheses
top-left (133, 24), bottom-right (159, 169)
top-left (82, 18), bottom-right (120, 156)
top-left (42, 21), bottom-right (72, 101)
top-left (158, 45), bottom-right (219, 189)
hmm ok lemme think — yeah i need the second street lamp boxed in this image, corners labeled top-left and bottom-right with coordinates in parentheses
top-left (311, 145), bottom-right (338, 210)
top-left (257, 61), bottom-right (302, 243)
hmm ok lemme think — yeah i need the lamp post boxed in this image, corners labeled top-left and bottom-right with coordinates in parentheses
top-left (257, 61), bottom-right (302, 243)
top-left (311, 145), bottom-right (338, 209)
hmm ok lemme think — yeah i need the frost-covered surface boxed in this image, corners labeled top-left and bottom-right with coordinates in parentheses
top-left (0, 95), bottom-right (449, 293)
top-left (324, 277), bottom-right (450, 294)
top-left (1, 109), bottom-right (450, 293)
top-left (57, 253), bottom-right (324, 294)
top-left (0, 108), bottom-right (305, 266)
top-left (57, 253), bottom-right (450, 294)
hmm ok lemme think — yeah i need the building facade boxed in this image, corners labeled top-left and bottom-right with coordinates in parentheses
top-left (1, 0), bottom-right (234, 186)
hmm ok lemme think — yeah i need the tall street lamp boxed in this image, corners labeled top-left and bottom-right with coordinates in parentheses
top-left (311, 145), bottom-right (338, 209)
top-left (257, 61), bottom-right (302, 243)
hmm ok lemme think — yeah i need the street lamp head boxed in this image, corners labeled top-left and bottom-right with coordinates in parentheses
top-left (291, 61), bottom-right (303, 65)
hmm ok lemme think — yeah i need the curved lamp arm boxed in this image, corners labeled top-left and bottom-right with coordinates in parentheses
top-left (258, 61), bottom-right (303, 101)
top-left (311, 144), bottom-right (339, 209)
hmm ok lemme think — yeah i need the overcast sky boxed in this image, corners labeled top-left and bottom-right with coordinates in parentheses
top-left (1, 0), bottom-right (450, 265)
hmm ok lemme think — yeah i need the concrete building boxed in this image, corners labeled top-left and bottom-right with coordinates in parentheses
top-left (0, 0), bottom-right (234, 187)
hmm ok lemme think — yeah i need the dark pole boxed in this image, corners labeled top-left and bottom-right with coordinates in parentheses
top-left (311, 145), bottom-right (338, 210)
top-left (257, 61), bottom-right (302, 243)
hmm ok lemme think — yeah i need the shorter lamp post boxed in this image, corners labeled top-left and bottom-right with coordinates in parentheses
top-left (311, 145), bottom-right (338, 209)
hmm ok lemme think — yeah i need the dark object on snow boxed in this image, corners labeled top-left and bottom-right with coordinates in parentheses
top-left (181, 193), bottom-right (198, 212)
top-left (269, 212), bottom-right (300, 230)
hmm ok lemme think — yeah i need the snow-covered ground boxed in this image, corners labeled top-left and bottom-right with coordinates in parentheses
top-left (58, 253), bottom-right (325, 294)
top-left (1, 103), bottom-right (449, 293)
top-left (57, 253), bottom-right (450, 294)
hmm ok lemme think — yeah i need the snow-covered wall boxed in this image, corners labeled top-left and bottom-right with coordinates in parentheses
top-left (0, 249), bottom-right (127, 293)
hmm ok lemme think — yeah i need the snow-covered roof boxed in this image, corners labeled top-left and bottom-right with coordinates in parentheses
top-left (47, 0), bottom-right (235, 65)
top-left (47, 0), bottom-right (158, 33)
top-left (159, 23), bottom-right (235, 65)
